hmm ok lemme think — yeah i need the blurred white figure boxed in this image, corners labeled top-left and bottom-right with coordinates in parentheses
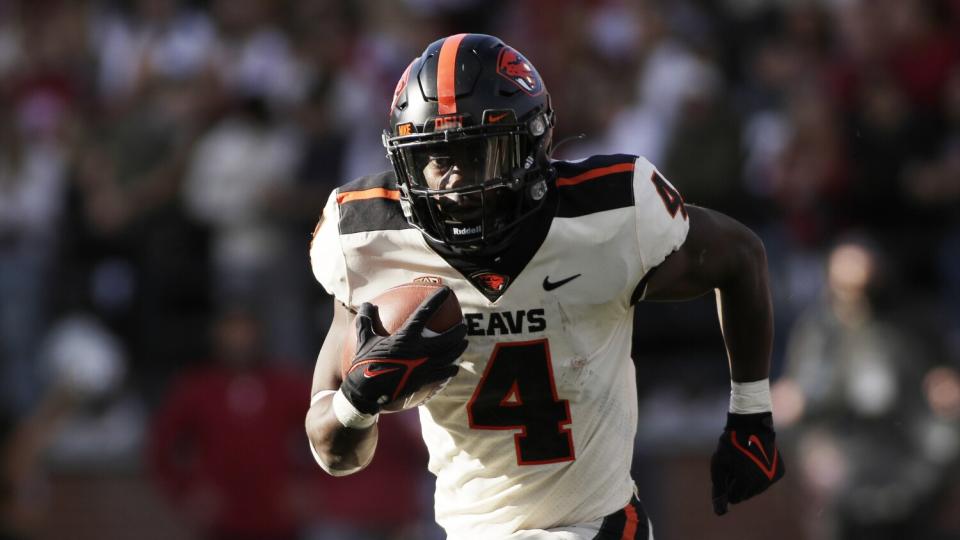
top-left (182, 98), bottom-right (307, 360)
top-left (183, 98), bottom-right (298, 295)
top-left (40, 313), bottom-right (146, 470)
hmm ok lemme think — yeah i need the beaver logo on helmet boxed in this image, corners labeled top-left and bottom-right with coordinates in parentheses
top-left (390, 61), bottom-right (414, 114)
top-left (497, 47), bottom-right (543, 96)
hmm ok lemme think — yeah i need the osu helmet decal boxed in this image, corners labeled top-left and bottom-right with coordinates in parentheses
top-left (497, 47), bottom-right (544, 96)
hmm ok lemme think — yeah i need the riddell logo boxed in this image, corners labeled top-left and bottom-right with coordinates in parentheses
top-left (413, 276), bottom-right (444, 285)
top-left (452, 225), bottom-right (481, 235)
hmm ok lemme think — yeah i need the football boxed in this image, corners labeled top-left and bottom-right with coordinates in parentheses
top-left (341, 282), bottom-right (463, 412)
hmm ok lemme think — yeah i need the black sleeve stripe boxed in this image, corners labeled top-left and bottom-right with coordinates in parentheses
top-left (552, 153), bottom-right (638, 177)
top-left (336, 171), bottom-right (412, 234)
top-left (338, 198), bottom-right (411, 234)
top-left (554, 154), bottom-right (637, 218)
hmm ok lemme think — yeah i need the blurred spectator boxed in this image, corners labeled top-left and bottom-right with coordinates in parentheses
top-left (772, 87), bottom-right (851, 247)
top-left (93, 0), bottom-right (218, 107)
top-left (0, 310), bottom-right (132, 539)
top-left (63, 74), bottom-right (212, 398)
top-left (573, 3), bottom-right (716, 165)
top-left (0, 107), bottom-right (67, 414)
top-left (257, 80), bottom-right (351, 359)
top-left (210, 0), bottom-right (306, 108)
top-left (39, 313), bottom-right (145, 471)
top-left (181, 96), bottom-right (305, 360)
top-left (148, 307), bottom-right (313, 540)
top-left (774, 236), bottom-right (960, 540)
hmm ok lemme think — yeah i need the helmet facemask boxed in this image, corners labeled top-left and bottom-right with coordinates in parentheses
top-left (385, 111), bottom-right (553, 255)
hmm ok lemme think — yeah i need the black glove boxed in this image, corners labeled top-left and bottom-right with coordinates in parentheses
top-left (711, 412), bottom-right (785, 516)
top-left (340, 287), bottom-right (468, 415)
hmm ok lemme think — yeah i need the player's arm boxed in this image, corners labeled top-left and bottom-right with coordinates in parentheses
top-left (642, 205), bottom-right (772, 383)
top-left (305, 287), bottom-right (467, 477)
top-left (641, 205), bottom-right (784, 515)
top-left (305, 300), bottom-right (379, 477)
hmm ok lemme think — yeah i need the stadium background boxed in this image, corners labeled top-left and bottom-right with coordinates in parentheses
top-left (1, 0), bottom-right (959, 538)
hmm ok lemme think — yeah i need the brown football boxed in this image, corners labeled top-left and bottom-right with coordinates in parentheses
top-left (341, 282), bottom-right (463, 412)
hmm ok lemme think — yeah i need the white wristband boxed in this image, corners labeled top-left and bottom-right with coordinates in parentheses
top-left (729, 378), bottom-right (772, 414)
top-left (332, 389), bottom-right (379, 429)
top-left (311, 389), bottom-right (336, 406)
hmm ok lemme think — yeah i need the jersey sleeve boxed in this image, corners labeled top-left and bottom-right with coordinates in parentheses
top-left (309, 190), bottom-right (351, 306)
top-left (632, 156), bottom-right (690, 279)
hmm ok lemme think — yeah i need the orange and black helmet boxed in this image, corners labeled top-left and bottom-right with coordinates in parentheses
top-left (383, 33), bottom-right (555, 255)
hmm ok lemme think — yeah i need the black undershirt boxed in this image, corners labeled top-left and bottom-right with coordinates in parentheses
top-left (425, 181), bottom-right (559, 302)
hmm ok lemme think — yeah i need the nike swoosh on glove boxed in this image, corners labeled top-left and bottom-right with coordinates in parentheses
top-left (340, 286), bottom-right (468, 415)
top-left (711, 412), bottom-right (785, 516)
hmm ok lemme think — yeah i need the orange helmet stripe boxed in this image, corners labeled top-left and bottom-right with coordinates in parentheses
top-left (437, 33), bottom-right (468, 115)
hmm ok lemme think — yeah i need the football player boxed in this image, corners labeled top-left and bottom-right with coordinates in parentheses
top-left (305, 34), bottom-right (784, 539)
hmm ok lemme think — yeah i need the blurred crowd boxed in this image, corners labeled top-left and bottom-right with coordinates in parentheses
top-left (0, 0), bottom-right (958, 539)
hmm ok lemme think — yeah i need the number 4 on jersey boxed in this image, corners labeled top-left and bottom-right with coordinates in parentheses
top-left (467, 339), bottom-right (575, 465)
top-left (651, 171), bottom-right (688, 219)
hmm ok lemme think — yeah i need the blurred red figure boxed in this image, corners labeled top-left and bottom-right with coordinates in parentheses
top-left (148, 308), bottom-right (313, 540)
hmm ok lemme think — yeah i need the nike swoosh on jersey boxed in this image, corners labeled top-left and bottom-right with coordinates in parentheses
top-left (488, 112), bottom-right (509, 123)
top-left (542, 273), bottom-right (581, 291)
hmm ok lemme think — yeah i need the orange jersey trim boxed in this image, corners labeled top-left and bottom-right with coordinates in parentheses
top-left (556, 162), bottom-right (635, 187)
top-left (437, 33), bottom-right (467, 115)
top-left (622, 502), bottom-right (639, 539)
top-left (336, 188), bottom-right (400, 204)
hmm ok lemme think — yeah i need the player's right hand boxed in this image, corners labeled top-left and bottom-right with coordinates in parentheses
top-left (710, 412), bottom-right (785, 516)
top-left (340, 287), bottom-right (468, 415)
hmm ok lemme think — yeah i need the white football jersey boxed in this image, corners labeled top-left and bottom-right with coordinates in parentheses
top-left (311, 154), bottom-right (688, 539)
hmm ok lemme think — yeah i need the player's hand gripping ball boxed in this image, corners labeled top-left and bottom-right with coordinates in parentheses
top-left (340, 284), bottom-right (467, 413)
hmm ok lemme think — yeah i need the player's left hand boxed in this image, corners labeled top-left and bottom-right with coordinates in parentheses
top-left (710, 412), bottom-right (785, 516)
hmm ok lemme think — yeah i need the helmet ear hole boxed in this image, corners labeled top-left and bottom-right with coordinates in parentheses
top-left (529, 115), bottom-right (546, 136)
top-left (529, 180), bottom-right (547, 201)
